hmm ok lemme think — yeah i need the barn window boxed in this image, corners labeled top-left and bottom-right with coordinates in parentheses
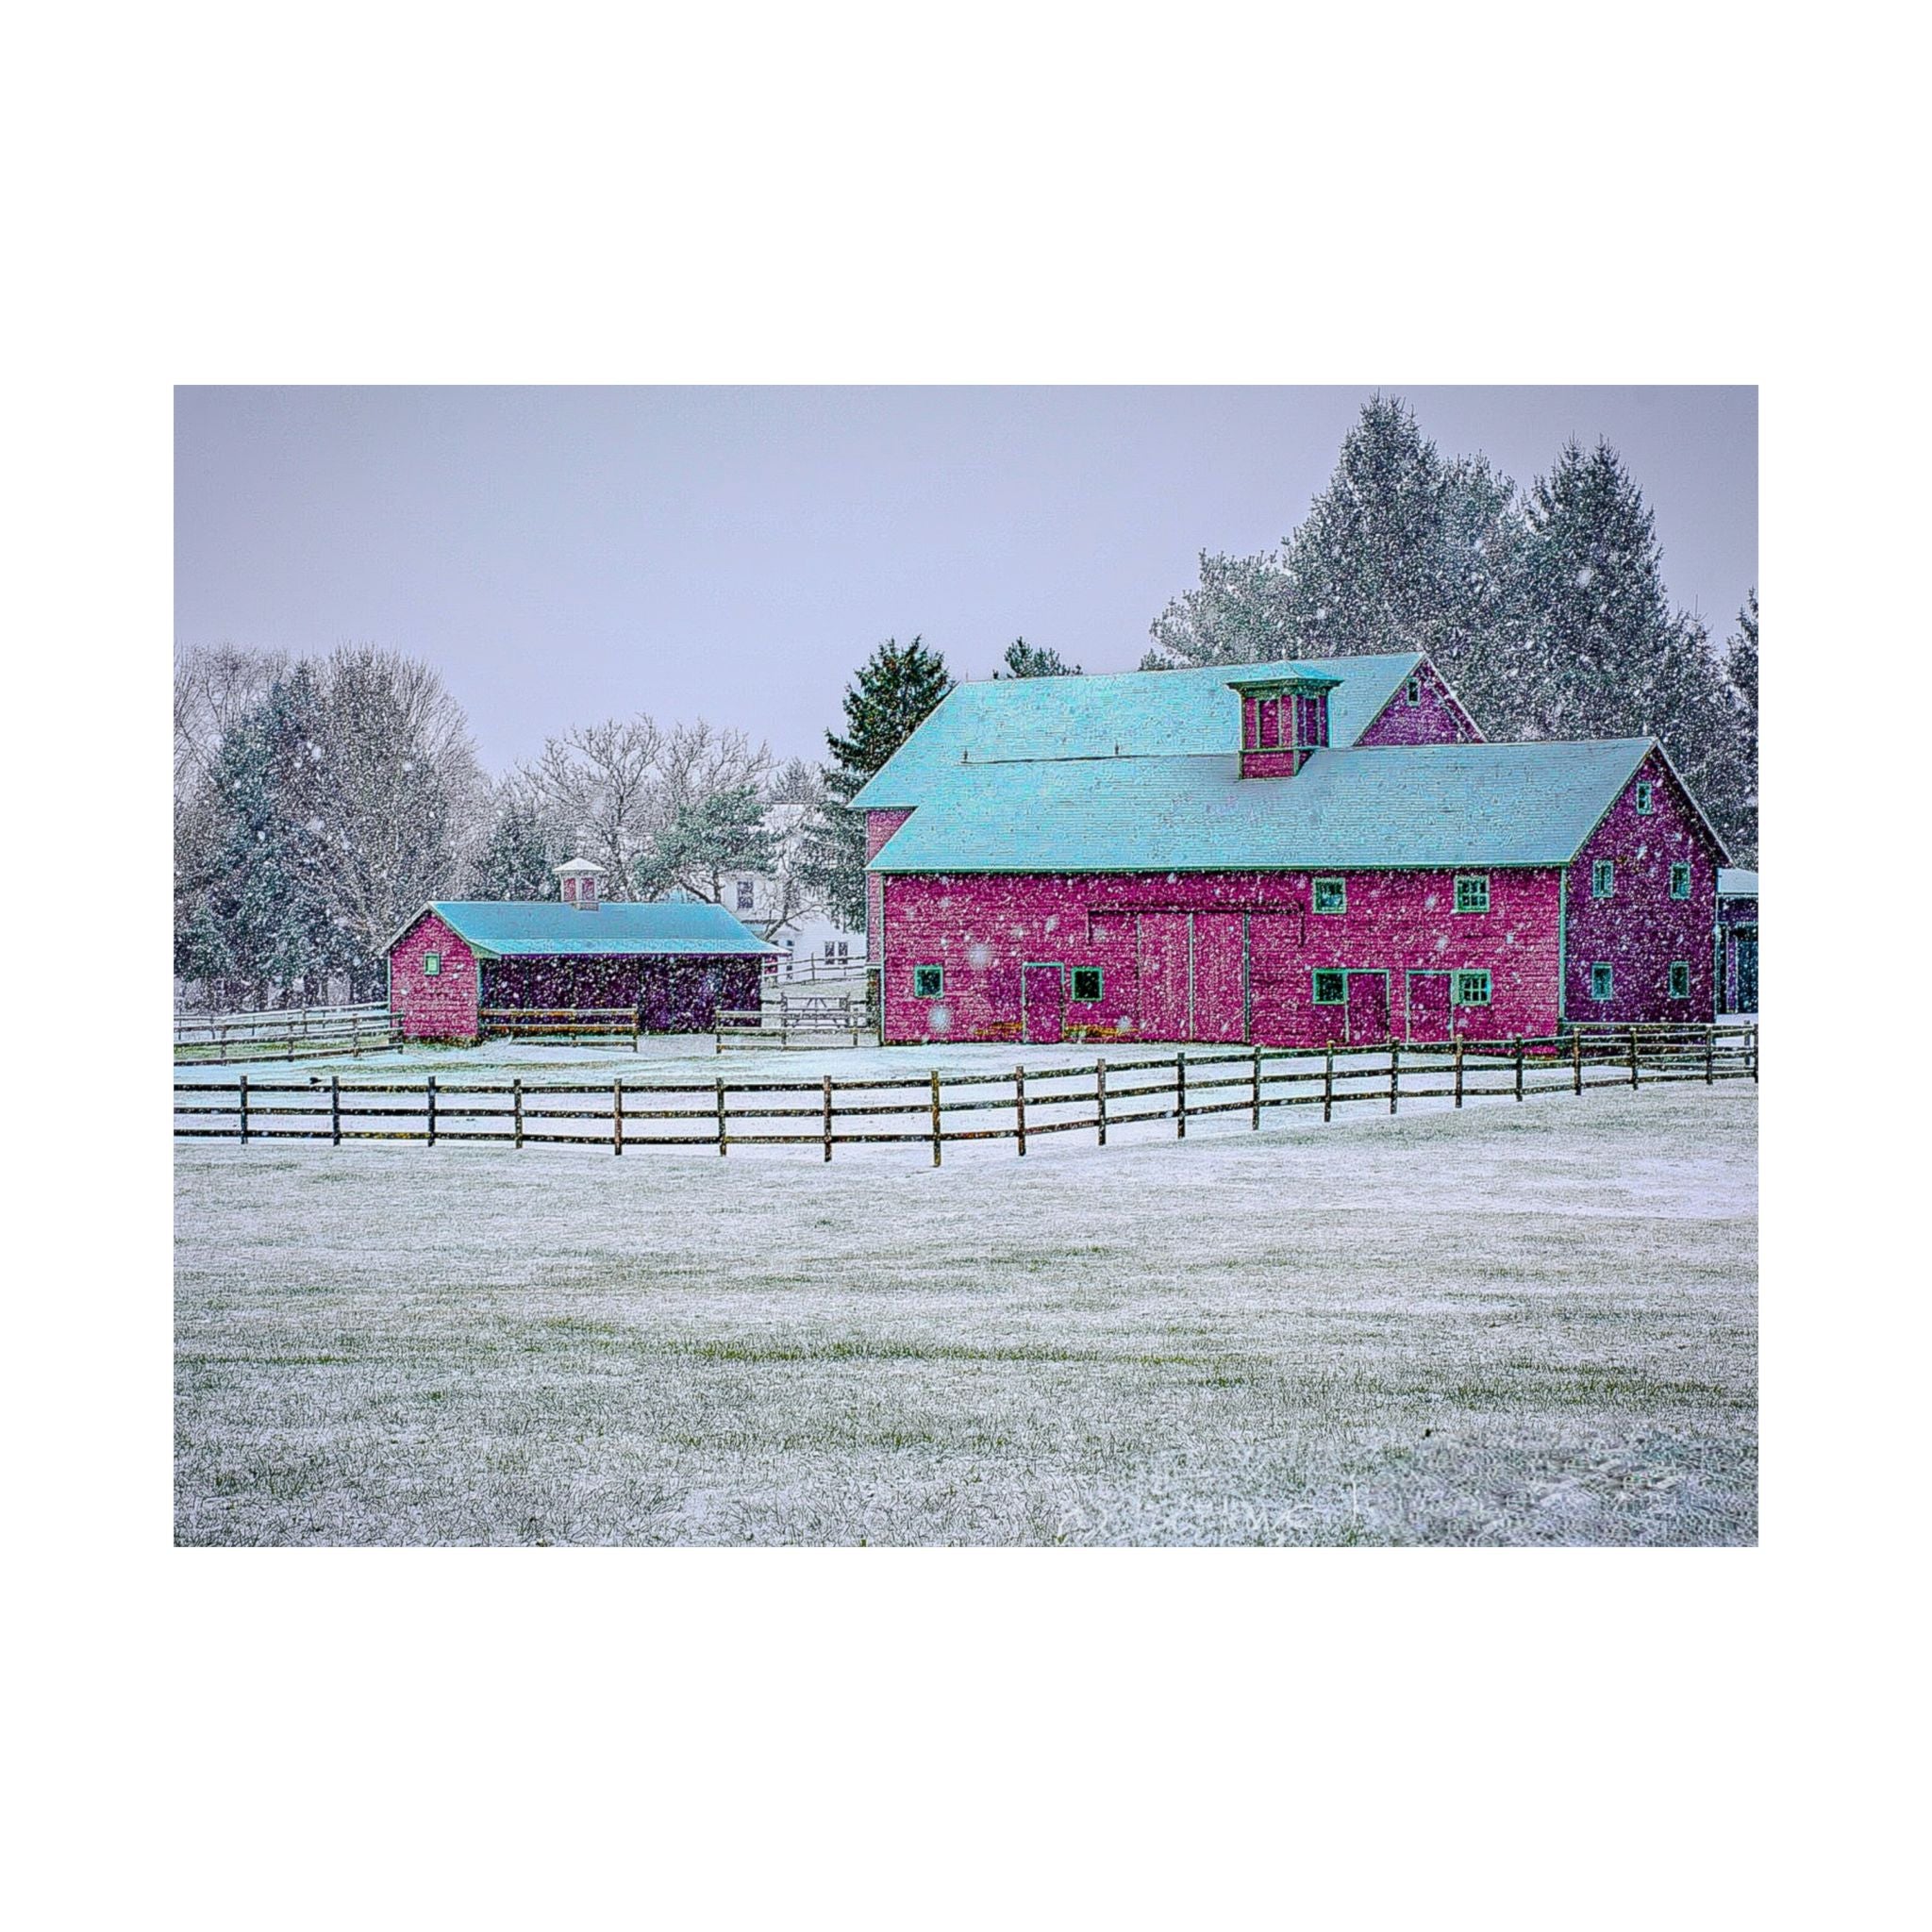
top-left (1311, 876), bottom-right (1346, 914)
top-left (1591, 860), bottom-right (1615, 898)
top-left (1669, 960), bottom-right (1690, 999)
top-left (735, 880), bottom-right (755, 910)
top-left (1312, 970), bottom-right (1346, 1005)
top-left (1591, 962), bottom-right (1614, 1001)
top-left (1453, 970), bottom-right (1491, 1006)
top-left (1070, 967), bottom-right (1103, 1002)
top-left (1670, 862), bottom-right (1691, 899)
top-left (913, 964), bottom-right (943, 998)
top-left (1636, 781), bottom-right (1655, 814)
top-left (1454, 874), bottom-right (1490, 914)
top-left (423, 952), bottom-right (441, 977)
top-left (1406, 675), bottom-right (1421, 706)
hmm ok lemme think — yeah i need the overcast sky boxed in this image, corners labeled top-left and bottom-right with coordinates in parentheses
top-left (175, 386), bottom-right (1757, 776)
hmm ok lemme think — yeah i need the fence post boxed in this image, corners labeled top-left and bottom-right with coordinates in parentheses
top-left (426, 1074), bottom-right (438, 1146)
top-left (929, 1070), bottom-right (942, 1168)
top-left (239, 1072), bottom-right (250, 1144)
top-left (330, 1074), bottom-right (341, 1147)
top-left (613, 1079), bottom-right (624, 1156)
top-left (716, 1076), bottom-right (727, 1157)
top-left (1390, 1041), bottom-right (1400, 1115)
top-left (822, 1074), bottom-right (833, 1162)
top-left (1324, 1045), bottom-right (1334, 1124)
top-left (1015, 1064), bottom-right (1027, 1158)
top-left (1175, 1053), bottom-right (1187, 1140)
top-left (1628, 1027), bottom-right (1640, 1089)
top-left (1454, 1038), bottom-right (1464, 1109)
top-left (1572, 1030), bottom-right (1582, 1095)
top-left (513, 1076), bottom-right (524, 1150)
top-left (1514, 1038), bottom-right (1524, 1103)
top-left (632, 1012), bottom-right (640, 1054)
top-left (1251, 1042), bottom-right (1261, 1130)
top-left (1706, 1030), bottom-right (1715, 1086)
top-left (1751, 1022), bottom-right (1758, 1083)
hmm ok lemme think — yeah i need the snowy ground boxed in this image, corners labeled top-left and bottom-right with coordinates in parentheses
top-left (175, 1081), bottom-right (1757, 1546)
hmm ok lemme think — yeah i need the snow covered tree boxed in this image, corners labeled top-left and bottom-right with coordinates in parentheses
top-left (470, 791), bottom-right (558, 900)
top-left (996, 637), bottom-right (1081, 677)
top-left (797, 636), bottom-right (952, 931)
top-left (636, 783), bottom-right (777, 906)
top-left (1143, 397), bottom-right (1523, 693)
top-left (1724, 589), bottom-right (1758, 862)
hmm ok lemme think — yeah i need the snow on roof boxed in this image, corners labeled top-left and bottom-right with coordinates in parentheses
top-left (555, 857), bottom-right (603, 874)
top-left (850, 653), bottom-right (1426, 809)
top-left (867, 739), bottom-right (1661, 874)
top-left (1717, 868), bottom-right (1758, 897)
top-left (408, 900), bottom-right (776, 958)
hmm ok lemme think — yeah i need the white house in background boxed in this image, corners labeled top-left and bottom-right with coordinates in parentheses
top-left (715, 868), bottom-right (865, 976)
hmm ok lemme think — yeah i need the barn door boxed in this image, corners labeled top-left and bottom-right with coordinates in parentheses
top-left (1191, 914), bottom-right (1247, 1042)
top-left (1136, 915), bottom-right (1190, 1041)
top-left (1346, 971), bottom-right (1390, 1046)
top-left (1022, 963), bottom-right (1065, 1044)
top-left (1735, 934), bottom-right (1757, 1013)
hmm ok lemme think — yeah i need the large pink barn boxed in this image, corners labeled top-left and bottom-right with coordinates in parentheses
top-left (854, 653), bottom-right (1730, 1048)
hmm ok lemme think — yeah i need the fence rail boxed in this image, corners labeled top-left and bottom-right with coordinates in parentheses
top-left (174, 1004), bottom-right (396, 1064)
top-left (478, 1007), bottom-right (642, 1050)
top-left (176, 1023), bottom-right (1757, 1161)
top-left (717, 993), bottom-right (874, 1050)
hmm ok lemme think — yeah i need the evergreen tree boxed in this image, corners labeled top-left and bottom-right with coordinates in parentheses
top-left (470, 794), bottom-right (558, 900)
top-left (1724, 589), bottom-right (1758, 862)
top-left (1144, 397), bottom-right (1523, 695)
top-left (202, 663), bottom-right (350, 1000)
top-left (797, 636), bottom-right (952, 931)
top-left (636, 784), bottom-right (776, 904)
top-left (995, 637), bottom-right (1081, 677)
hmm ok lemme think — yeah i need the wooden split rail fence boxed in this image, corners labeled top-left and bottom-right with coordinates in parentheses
top-left (173, 1003), bottom-right (396, 1065)
top-left (175, 1023), bottom-right (1757, 1162)
top-left (716, 993), bottom-right (874, 1051)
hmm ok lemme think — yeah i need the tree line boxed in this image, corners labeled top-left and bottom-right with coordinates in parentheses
top-left (176, 396), bottom-right (1757, 1003)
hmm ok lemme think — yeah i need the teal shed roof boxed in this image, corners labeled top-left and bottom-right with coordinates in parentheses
top-left (1717, 868), bottom-right (1758, 897)
top-left (412, 900), bottom-right (776, 958)
top-left (867, 739), bottom-right (1657, 874)
top-left (850, 653), bottom-right (1428, 809)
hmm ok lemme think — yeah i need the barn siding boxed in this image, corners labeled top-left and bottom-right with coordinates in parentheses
top-left (485, 954), bottom-right (763, 1031)
top-left (1563, 750), bottom-right (1722, 1023)
top-left (391, 910), bottom-right (482, 1041)
top-left (880, 868), bottom-right (1562, 1047)
top-left (1354, 659), bottom-right (1483, 746)
top-left (866, 808), bottom-right (914, 959)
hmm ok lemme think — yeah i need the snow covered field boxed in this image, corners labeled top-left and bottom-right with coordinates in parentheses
top-left (175, 1077), bottom-right (1757, 1545)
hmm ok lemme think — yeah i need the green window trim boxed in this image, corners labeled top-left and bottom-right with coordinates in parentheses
top-left (1453, 873), bottom-right (1490, 914)
top-left (423, 952), bottom-right (441, 977)
top-left (1590, 962), bottom-right (1614, 1002)
top-left (1311, 969), bottom-right (1346, 1006)
top-left (1311, 876), bottom-right (1346, 915)
top-left (912, 963), bottom-right (943, 998)
top-left (1635, 780), bottom-right (1655, 814)
top-left (1668, 960), bottom-right (1690, 999)
top-left (1453, 970), bottom-right (1491, 1007)
top-left (1591, 859), bottom-right (1615, 898)
top-left (1070, 966), bottom-right (1103, 1003)
top-left (1669, 861), bottom-right (1691, 899)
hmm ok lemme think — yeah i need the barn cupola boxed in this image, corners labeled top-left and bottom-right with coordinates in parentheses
top-left (556, 857), bottom-right (605, 910)
top-left (1228, 670), bottom-right (1340, 777)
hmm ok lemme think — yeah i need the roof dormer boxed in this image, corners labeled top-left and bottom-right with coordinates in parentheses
top-left (1228, 670), bottom-right (1341, 777)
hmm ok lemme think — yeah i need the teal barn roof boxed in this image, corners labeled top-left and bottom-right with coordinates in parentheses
top-left (850, 653), bottom-right (1430, 809)
top-left (867, 739), bottom-right (1658, 874)
top-left (408, 900), bottom-right (776, 958)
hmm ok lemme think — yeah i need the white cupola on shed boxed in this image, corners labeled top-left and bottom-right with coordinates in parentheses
top-left (556, 857), bottom-right (605, 910)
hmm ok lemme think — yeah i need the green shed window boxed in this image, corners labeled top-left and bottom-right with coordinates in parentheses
top-left (1312, 876), bottom-right (1346, 915)
top-left (1453, 970), bottom-right (1491, 1007)
top-left (1312, 969), bottom-right (1346, 1006)
top-left (422, 952), bottom-right (441, 977)
top-left (1454, 874), bottom-right (1490, 914)
top-left (913, 964), bottom-right (943, 999)
top-left (1071, 967), bottom-right (1103, 1003)
top-left (1591, 859), bottom-right (1615, 898)
top-left (1668, 960), bottom-right (1690, 999)
top-left (1406, 675), bottom-right (1422, 706)
top-left (1635, 781), bottom-right (1655, 814)
top-left (1591, 962), bottom-right (1614, 1002)
top-left (1670, 861), bottom-right (1691, 899)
